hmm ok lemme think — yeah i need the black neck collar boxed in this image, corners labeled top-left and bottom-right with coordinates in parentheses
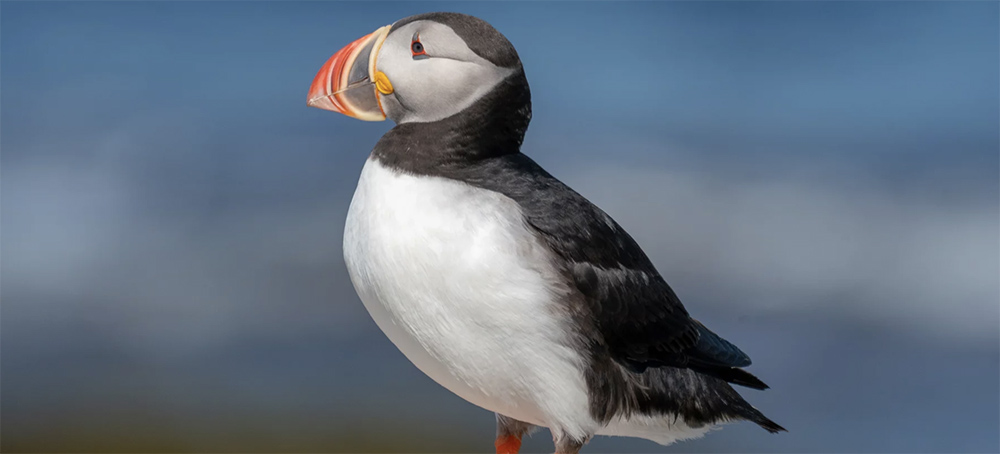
top-left (372, 69), bottom-right (532, 175)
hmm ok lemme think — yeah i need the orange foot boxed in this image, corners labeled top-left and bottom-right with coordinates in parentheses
top-left (495, 434), bottom-right (522, 454)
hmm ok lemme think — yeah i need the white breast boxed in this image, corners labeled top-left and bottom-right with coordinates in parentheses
top-left (343, 157), bottom-right (597, 439)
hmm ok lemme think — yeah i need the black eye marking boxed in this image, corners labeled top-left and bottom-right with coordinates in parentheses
top-left (411, 32), bottom-right (428, 60)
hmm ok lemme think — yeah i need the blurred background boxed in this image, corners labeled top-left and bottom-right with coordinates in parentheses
top-left (2, 1), bottom-right (997, 452)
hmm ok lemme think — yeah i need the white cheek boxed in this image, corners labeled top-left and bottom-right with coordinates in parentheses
top-left (375, 24), bottom-right (514, 124)
top-left (392, 58), bottom-right (512, 123)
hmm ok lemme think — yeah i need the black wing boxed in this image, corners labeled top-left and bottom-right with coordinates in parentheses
top-left (461, 153), bottom-right (767, 389)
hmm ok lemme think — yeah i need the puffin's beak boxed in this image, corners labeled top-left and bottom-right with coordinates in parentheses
top-left (307, 25), bottom-right (391, 121)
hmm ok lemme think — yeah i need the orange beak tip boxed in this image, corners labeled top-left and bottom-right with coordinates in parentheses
top-left (307, 26), bottom-right (390, 120)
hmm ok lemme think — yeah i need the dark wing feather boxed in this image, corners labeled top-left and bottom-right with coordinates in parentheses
top-left (465, 153), bottom-right (764, 388)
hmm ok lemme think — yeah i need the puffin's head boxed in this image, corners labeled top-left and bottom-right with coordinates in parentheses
top-left (307, 12), bottom-right (524, 125)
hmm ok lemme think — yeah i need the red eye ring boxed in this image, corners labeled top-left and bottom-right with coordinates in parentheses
top-left (411, 39), bottom-right (426, 57)
top-left (411, 33), bottom-right (427, 58)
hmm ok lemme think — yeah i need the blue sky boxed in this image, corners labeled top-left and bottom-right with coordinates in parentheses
top-left (3, 2), bottom-right (998, 452)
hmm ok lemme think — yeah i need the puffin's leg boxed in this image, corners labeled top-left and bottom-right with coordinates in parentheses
top-left (495, 413), bottom-right (535, 454)
top-left (552, 431), bottom-right (588, 454)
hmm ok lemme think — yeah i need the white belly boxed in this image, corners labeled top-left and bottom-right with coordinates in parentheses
top-left (343, 157), bottom-right (595, 437)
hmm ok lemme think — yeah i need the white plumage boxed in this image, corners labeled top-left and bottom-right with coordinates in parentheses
top-left (343, 158), bottom-right (598, 441)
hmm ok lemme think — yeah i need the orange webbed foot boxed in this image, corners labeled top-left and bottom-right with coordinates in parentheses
top-left (495, 434), bottom-right (523, 454)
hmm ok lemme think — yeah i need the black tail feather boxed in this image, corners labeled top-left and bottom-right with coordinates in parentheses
top-left (755, 415), bottom-right (787, 433)
top-left (614, 363), bottom-right (786, 436)
top-left (693, 363), bottom-right (770, 390)
top-left (739, 405), bottom-right (787, 433)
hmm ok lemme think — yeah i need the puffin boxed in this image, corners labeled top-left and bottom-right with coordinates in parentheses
top-left (307, 12), bottom-right (784, 454)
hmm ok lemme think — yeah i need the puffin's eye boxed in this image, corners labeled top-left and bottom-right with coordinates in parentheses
top-left (411, 35), bottom-right (427, 59)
